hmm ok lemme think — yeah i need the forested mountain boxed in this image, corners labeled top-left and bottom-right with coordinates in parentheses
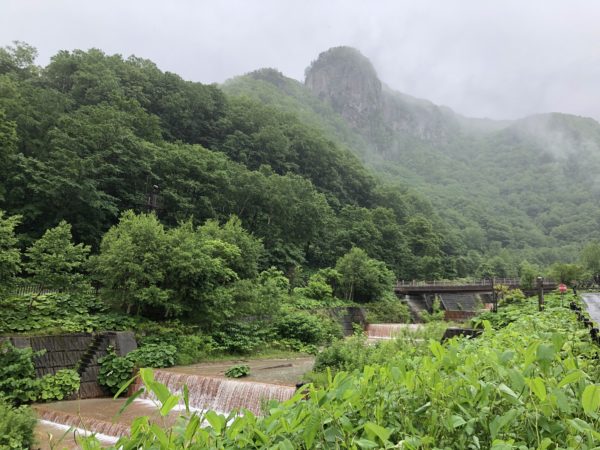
top-left (3, 42), bottom-right (597, 280)
top-left (225, 46), bottom-right (600, 276)
top-left (0, 43), bottom-right (466, 279)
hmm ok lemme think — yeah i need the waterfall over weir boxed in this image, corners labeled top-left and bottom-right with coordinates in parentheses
top-left (135, 369), bottom-right (297, 416)
top-left (35, 369), bottom-right (298, 446)
top-left (366, 323), bottom-right (422, 339)
top-left (35, 406), bottom-right (129, 439)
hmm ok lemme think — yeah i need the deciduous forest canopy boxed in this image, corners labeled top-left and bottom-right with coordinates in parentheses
top-left (1, 42), bottom-right (599, 281)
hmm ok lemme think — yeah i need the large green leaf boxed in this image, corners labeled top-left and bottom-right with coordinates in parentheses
top-left (582, 384), bottom-right (600, 415)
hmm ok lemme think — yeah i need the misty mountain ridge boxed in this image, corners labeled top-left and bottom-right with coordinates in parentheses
top-left (224, 45), bottom-right (600, 267)
top-left (236, 46), bottom-right (600, 160)
top-left (2, 41), bottom-right (598, 280)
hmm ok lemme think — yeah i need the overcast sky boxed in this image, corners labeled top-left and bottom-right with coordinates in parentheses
top-left (2, 0), bottom-right (599, 121)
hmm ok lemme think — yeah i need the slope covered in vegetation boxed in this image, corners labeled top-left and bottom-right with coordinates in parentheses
top-left (226, 46), bottom-right (600, 278)
top-left (78, 295), bottom-right (600, 449)
top-left (0, 42), bottom-right (463, 278)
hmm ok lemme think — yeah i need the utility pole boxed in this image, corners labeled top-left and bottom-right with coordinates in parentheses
top-left (536, 276), bottom-right (544, 312)
top-left (492, 277), bottom-right (498, 313)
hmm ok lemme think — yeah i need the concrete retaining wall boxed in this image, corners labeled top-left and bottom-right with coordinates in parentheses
top-left (2, 331), bottom-right (136, 398)
top-left (444, 310), bottom-right (479, 321)
top-left (328, 307), bottom-right (367, 336)
top-left (441, 327), bottom-right (482, 341)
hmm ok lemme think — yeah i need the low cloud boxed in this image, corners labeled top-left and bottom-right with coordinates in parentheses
top-left (1, 0), bottom-right (599, 120)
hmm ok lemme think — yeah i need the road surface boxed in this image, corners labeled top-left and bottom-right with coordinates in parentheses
top-left (581, 293), bottom-right (600, 325)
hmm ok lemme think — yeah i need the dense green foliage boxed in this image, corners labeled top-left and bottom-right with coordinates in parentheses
top-left (80, 296), bottom-right (600, 449)
top-left (224, 364), bottom-right (250, 378)
top-left (94, 211), bottom-right (252, 320)
top-left (128, 343), bottom-right (177, 369)
top-left (0, 342), bottom-right (80, 404)
top-left (581, 242), bottom-right (600, 281)
top-left (0, 292), bottom-right (134, 334)
top-left (274, 311), bottom-right (338, 345)
top-left (4, 43), bottom-right (600, 448)
top-left (227, 47), bottom-right (600, 276)
top-left (0, 42), bottom-right (450, 279)
top-left (98, 343), bottom-right (176, 395)
top-left (363, 297), bottom-right (411, 323)
top-left (335, 247), bottom-right (395, 302)
top-left (0, 343), bottom-right (40, 404)
top-left (38, 368), bottom-right (80, 401)
top-left (97, 348), bottom-right (135, 396)
top-left (136, 322), bottom-right (216, 365)
top-left (3, 41), bottom-right (600, 281)
top-left (0, 399), bottom-right (36, 450)
top-left (0, 211), bottom-right (20, 295)
top-left (24, 220), bottom-right (90, 292)
top-left (0, 43), bottom-right (465, 367)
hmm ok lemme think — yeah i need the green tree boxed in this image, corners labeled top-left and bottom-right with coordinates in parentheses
top-left (0, 211), bottom-right (21, 294)
top-left (581, 241), bottom-right (600, 282)
top-left (0, 110), bottom-right (17, 201)
top-left (0, 41), bottom-right (38, 79)
top-left (335, 247), bottom-right (394, 303)
top-left (548, 262), bottom-right (587, 286)
top-left (405, 215), bottom-right (443, 258)
top-left (476, 256), bottom-right (511, 279)
top-left (198, 216), bottom-right (263, 279)
top-left (294, 270), bottom-right (338, 302)
top-left (24, 220), bottom-right (90, 292)
top-left (519, 260), bottom-right (540, 290)
top-left (165, 221), bottom-right (239, 325)
top-left (95, 211), bottom-right (169, 316)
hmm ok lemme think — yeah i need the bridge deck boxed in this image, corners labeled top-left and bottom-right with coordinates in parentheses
top-left (395, 279), bottom-right (557, 294)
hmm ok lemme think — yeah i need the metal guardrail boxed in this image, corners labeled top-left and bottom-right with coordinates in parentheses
top-left (11, 284), bottom-right (98, 296)
top-left (396, 278), bottom-right (557, 289)
top-left (398, 279), bottom-right (517, 287)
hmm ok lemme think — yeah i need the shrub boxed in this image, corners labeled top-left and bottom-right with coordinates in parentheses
top-left (38, 369), bottom-right (80, 401)
top-left (0, 343), bottom-right (40, 405)
top-left (98, 343), bottom-right (178, 395)
top-left (98, 348), bottom-right (135, 396)
top-left (312, 334), bottom-right (371, 373)
top-left (274, 311), bottom-right (324, 344)
top-left (212, 322), bottom-right (272, 354)
top-left (364, 295), bottom-right (411, 323)
top-left (272, 338), bottom-right (319, 355)
top-left (135, 322), bottom-right (215, 365)
top-left (174, 334), bottom-right (215, 365)
top-left (0, 343), bottom-right (82, 404)
top-left (128, 343), bottom-right (177, 368)
top-left (0, 292), bottom-right (136, 335)
top-left (335, 247), bottom-right (394, 302)
top-left (420, 297), bottom-right (445, 322)
top-left (24, 220), bottom-right (91, 292)
top-left (224, 364), bottom-right (250, 378)
top-left (293, 272), bottom-right (335, 302)
top-left (498, 286), bottom-right (526, 305)
top-left (0, 400), bottom-right (36, 450)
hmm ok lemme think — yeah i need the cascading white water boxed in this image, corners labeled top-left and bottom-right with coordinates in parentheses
top-left (35, 406), bottom-right (129, 438)
top-left (35, 369), bottom-right (298, 445)
top-left (135, 369), bottom-right (297, 415)
top-left (366, 323), bottom-right (421, 339)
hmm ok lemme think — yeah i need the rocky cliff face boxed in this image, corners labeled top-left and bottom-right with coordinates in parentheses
top-left (305, 47), bottom-right (383, 135)
top-left (304, 46), bottom-right (460, 150)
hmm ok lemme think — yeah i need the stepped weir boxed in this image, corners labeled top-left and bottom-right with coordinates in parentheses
top-left (36, 407), bottom-right (128, 439)
top-left (135, 369), bottom-right (297, 415)
top-left (36, 368), bottom-right (298, 445)
top-left (366, 323), bottom-right (422, 339)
